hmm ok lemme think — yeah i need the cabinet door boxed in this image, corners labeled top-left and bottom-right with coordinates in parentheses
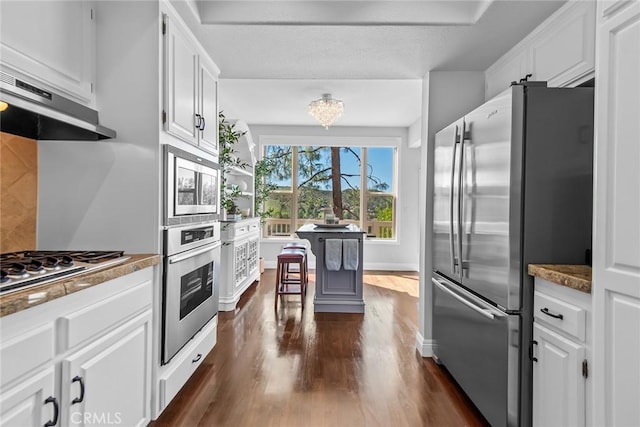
top-left (592, 2), bottom-right (640, 426)
top-left (528, 0), bottom-right (596, 87)
top-left (0, 367), bottom-right (57, 427)
top-left (234, 241), bottom-right (248, 289)
top-left (247, 237), bottom-right (259, 275)
top-left (198, 61), bottom-right (219, 155)
top-left (0, 0), bottom-right (94, 104)
top-left (61, 311), bottom-right (151, 427)
top-left (164, 14), bottom-right (199, 145)
top-left (533, 323), bottom-right (585, 427)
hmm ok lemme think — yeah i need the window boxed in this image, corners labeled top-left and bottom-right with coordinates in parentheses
top-left (261, 145), bottom-right (396, 240)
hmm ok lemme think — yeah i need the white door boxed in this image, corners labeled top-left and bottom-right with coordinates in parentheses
top-left (0, 367), bottom-right (57, 427)
top-left (61, 313), bottom-right (151, 427)
top-left (532, 323), bottom-right (585, 427)
top-left (199, 61), bottom-right (219, 155)
top-left (164, 14), bottom-right (198, 145)
top-left (592, 1), bottom-right (640, 426)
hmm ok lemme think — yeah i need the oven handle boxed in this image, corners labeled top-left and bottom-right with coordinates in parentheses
top-left (169, 242), bottom-right (221, 264)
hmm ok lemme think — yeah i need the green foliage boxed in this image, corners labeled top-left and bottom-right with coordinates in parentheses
top-left (375, 205), bottom-right (393, 221)
top-left (254, 155), bottom-right (278, 223)
top-left (218, 112), bottom-right (248, 213)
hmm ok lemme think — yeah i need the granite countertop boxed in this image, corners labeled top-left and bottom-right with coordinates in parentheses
top-left (528, 264), bottom-right (592, 294)
top-left (0, 254), bottom-right (160, 317)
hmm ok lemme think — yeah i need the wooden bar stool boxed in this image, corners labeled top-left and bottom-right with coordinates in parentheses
top-left (275, 248), bottom-right (307, 310)
top-left (282, 242), bottom-right (309, 285)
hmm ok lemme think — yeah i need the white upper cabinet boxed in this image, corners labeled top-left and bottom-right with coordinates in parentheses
top-left (485, 1), bottom-right (596, 100)
top-left (0, 0), bottom-right (95, 105)
top-left (163, 12), bottom-right (219, 156)
top-left (528, 1), bottom-right (596, 87)
top-left (198, 60), bottom-right (219, 154)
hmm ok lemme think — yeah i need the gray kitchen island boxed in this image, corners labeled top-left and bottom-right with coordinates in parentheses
top-left (296, 223), bottom-right (365, 313)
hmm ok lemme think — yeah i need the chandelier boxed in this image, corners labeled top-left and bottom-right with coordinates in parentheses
top-left (308, 93), bottom-right (344, 129)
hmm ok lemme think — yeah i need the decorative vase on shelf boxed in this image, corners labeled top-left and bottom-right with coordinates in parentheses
top-left (238, 181), bottom-right (248, 192)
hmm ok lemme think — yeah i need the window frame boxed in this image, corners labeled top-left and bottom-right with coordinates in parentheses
top-left (259, 135), bottom-right (400, 241)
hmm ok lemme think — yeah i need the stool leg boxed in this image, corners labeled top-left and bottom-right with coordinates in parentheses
top-left (299, 260), bottom-right (305, 309)
top-left (275, 261), bottom-right (281, 311)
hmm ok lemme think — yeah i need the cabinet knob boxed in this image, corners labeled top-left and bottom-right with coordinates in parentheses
top-left (195, 114), bottom-right (202, 129)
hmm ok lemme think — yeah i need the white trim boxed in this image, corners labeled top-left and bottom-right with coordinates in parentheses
top-left (415, 332), bottom-right (436, 357)
top-left (259, 135), bottom-right (401, 148)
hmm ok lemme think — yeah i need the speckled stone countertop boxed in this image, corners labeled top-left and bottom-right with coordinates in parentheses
top-left (0, 254), bottom-right (160, 317)
top-left (528, 264), bottom-right (592, 294)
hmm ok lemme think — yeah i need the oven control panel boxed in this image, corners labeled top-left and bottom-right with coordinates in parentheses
top-left (182, 226), bottom-right (215, 245)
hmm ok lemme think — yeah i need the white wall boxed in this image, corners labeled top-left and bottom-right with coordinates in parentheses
top-left (37, 1), bottom-right (162, 253)
top-left (250, 124), bottom-right (420, 271)
top-left (416, 71), bottom-right (485, 356)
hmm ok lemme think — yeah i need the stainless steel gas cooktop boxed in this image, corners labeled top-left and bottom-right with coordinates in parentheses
top-left (0, 250), bottom-right (130, 294)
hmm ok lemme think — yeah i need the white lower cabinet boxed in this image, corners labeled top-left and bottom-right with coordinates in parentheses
top-left (532, 279), bottom-right (591, 427)
top-left (533, 323), bottom-right (586, 427)
top-left (0, 367), bottom-right (56, 427)
top-left (0, 268), bottom-right (154, 427)
top-left (219, 218), bottom-right (261, 311)
top-left (61, 311), bottom-right (151, 427)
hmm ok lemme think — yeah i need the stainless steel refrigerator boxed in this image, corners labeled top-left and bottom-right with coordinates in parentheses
top-left (431, 82), bottom-right (593, 427)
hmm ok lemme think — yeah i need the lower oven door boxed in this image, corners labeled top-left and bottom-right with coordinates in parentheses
top-left (163, 241), bottom-right (221, 364)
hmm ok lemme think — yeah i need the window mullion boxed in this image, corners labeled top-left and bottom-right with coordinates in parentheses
top-left (360, 147), bottom-right (367, 234)
top-left (291, 146), bottom-right (298, 236)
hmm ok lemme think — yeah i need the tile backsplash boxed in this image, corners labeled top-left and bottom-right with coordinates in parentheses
top-left (0, 132), bottom-right (37, 252)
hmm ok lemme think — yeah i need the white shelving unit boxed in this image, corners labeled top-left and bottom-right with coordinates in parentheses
top-left (222, 120), bottom-right (256, 219)
top-left (219, 121), bottom-right (260, 311)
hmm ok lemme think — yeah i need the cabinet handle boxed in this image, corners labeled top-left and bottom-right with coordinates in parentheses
top-left (529, 340), bottom-right (538, 363)
top-left (199, 116), bottom-right (206, 131)
top-left (192, 353), bottom-right (202, 363)
top-left (195, 114), bottom-right (202, 129)
top-left (72, 375), bottom-right (85, 404)
top-left (44, 396), bottom-right (59, 426)
top-left (540, 307), bottom-right (564, 320)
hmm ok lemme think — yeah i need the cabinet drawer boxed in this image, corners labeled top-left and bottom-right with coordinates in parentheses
top-left (0, 324), bottom-right (54, 386)
top-left (159, 316), bottom-right (217, 411)
top-left (534, 290), bottom-right (586, 341)
top-left (59, 274), bottom-right (152, 351)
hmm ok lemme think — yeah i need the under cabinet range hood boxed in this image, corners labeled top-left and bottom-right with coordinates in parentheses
top-left (0, 71), bottom-right (116, 141)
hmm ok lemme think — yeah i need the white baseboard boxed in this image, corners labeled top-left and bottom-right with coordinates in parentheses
top-left (263, 260), bottom-right (418, 271)
top-left (415, 332), bottom-right (435, 357)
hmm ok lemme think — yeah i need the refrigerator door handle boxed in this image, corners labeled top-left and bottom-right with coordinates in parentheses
top-left (457, 119), bottom-right (467, 273)
top-left (449, 125), bottom-right (460, 273)
top-left (432, 277), bottom-right (506, 320)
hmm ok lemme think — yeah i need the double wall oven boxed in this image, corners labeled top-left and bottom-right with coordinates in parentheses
top-left (162, 145), bottom-right (221, 364)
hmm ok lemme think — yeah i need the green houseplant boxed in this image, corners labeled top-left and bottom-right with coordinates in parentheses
top-left (218, 111), bottom-right (248, 219)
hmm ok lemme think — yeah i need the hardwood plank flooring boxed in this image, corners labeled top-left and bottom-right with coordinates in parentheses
top-left (151, 270), bottom-right (488, 427)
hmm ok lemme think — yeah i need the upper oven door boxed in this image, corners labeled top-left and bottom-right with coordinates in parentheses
top-left (165, 144), bottom-right (219, 225)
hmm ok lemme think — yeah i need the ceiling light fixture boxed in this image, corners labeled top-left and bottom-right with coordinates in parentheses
top-left (308, 93), bottom-right (344, 129)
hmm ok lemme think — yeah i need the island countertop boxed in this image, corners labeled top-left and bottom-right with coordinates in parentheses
top-left (528, 264), bottom-right (592, 294)
top-left (296, 223), bottom-right (365, 234)
top-left (0, 253), bottom-right (160, 317)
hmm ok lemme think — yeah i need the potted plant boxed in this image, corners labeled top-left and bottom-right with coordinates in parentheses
top-left (218, 111), bottom-right (248, 220)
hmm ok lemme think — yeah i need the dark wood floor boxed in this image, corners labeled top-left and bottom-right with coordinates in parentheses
top-left (151, 270), bottom-right (488, 427)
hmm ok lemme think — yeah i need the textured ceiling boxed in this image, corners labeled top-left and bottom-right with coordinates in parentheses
top-left (170, 0), bottom-right (565, 127)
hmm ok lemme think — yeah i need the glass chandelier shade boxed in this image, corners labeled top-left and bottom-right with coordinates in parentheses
top-left (308, 93), bottom-right (344, 129)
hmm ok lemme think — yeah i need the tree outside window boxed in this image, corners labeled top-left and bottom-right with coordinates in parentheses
top-left (261, 144), bottom-right (396, 239)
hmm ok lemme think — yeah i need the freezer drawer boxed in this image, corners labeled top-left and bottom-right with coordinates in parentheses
top-left (432, 274), bottom-right (520, 427)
